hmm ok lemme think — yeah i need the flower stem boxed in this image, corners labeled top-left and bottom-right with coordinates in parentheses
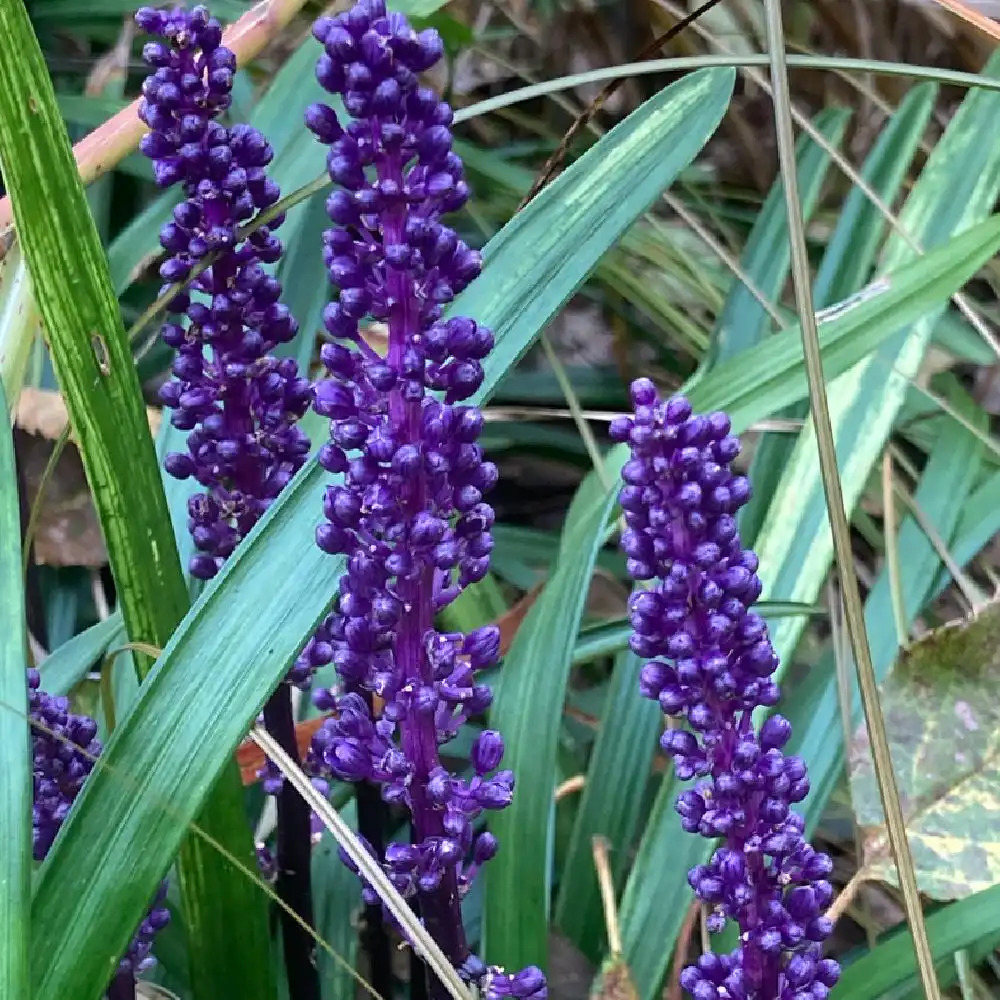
top-left (106, 970), bottom-right (135, 1000)
top-left (355, 768), bottom-right (393, 1000)
top-left (263, 686), bottom-right (320, 1000)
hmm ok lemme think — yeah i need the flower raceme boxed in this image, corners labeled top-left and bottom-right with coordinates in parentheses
top-left (303, 2), bottom-right (544, 996)
top-left (610, 380), bottom-right (840, 1000)
top-left (136, 3), bottom-right (312, 585)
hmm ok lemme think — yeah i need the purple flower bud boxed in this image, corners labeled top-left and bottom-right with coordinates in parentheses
top-left (472, 731), bottom-right (504, 774)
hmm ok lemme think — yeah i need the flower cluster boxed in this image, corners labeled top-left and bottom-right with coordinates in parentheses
top-left (303, 2), bottom-right (543, 995)
top-left (137, 4), bottom-right (312, 584)
top-left (28, 669), bottom-right (170, 980)
top-left (610, 380), bottom-right (839, 1000)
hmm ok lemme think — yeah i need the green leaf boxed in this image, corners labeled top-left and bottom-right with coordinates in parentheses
top-left (463, 68), bottom-right (735, 382)
top-left (711, 107), bottom-right (850, 364)
top-left (31, 66), bottom-right (736, 1000)
top-left (0, 4), bottom-right (272, 997)
top-left (0, 237), bottom-right (38, 401)
top-left (834, 883), bottom-right (1000, 998)
top-left (0, 379), bottom-right (30, 1000)
top-left (849, 603), bottom-right (1000, 899)
top-left (38, 611), bottom-right (125, 697)
top-left (686, 215), bottom-right (1000, 432)
top-left (313, 818), bottom-right (361, 1000)
top-left (740, 84), bottom-right (936, 545)
top-left (387, 0), bottom-right (450, 15)
top-left (483, 456), bottom-right (622, 972)
top-left (793, 377), bottom-right (988, 821)
top-left (554, 649), bottom-right (661, 961)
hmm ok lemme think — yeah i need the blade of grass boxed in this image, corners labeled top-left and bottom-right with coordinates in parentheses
top-left (0, 237), bottom-right (38, 403)
top-left (554, 649), bottom-right (661, 961)
top-left (762, 3), bottom-right (940, 996)
top-left (483, 455), bottom-right (622, 972)
top-left (739, 84), bottom-right (936, 545)
top-left (0, 377), bottom-right (29, 1000)
top-left (0, 4), bottom-right (274, 998)
top-left (711, 107), bottom-right (850, 363)
top-left (834, 885), bottom-right (1000, 998)
top-left (38, 610), bottom-right (125, 697)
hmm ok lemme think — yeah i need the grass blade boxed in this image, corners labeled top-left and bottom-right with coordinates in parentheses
top-left (554, 649), bottom-right (661, 961)
top-left (38, 611), bottom-right (125, 697)
top-left (0, 4), bottom-right (273, 997)
top-left (0, 237), bottom-right (38, 401)
top-left (835, 885), bottom-right (1000, 998)
top-left (711, 107), bottom-right (850, 364)
top-left (483, 454), bottom-right (622, 972)
top-left (740, 84), bottom-right (936, 545)
top-left (0, 377), bottom-right (30, 1000)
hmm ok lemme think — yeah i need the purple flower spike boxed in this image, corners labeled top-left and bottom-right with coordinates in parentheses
top-left (305, 3), bottom-right (545, 995)
top-left (27, 669), bottom-right (170, 978)
top-left (137, 4), bottom-right (312, 589)
top-left (611, 379), bottom-right (839, 1000)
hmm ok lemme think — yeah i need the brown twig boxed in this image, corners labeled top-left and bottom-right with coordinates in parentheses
top-left (0, 0), bottom-right (311, 242)
top-left (667, 902), bottom-right (700, 1000)
top-left (516, 0), bottom-right (725, 210)
top-left (929, 0), bottom-right (1000, 42)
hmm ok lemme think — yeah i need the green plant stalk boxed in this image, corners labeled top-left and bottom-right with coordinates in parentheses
top-left (762, 2), bottom-right (941, 998)
top-left (0, 3), bottom-right (273, 998)
top-left (0, 378), bottom-right (30, 1000)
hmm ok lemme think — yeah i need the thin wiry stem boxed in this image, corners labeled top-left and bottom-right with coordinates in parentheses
top-left (762, 3), bottom-right (942, 998)
top-left (881, 451), bottom-right (909, 651)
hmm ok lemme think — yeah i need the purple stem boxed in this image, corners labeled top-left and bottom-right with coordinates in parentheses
top-left (106, 971), bottom-right (135, 1000)
top-left (383, 139), bottom-right (468, 985)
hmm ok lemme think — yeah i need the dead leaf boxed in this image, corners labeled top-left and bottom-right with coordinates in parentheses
top-left (17, 389), bottom-right (161, 567)
top-left (16, 386), bottom-right (161, 439)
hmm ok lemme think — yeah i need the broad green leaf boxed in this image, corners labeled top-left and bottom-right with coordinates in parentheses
top-left (31, 66), bottom-right (736, 1000)
top-left (0, 379), bottom-right (30, 1000)
top-left (484, 456), bottom-right (622, 972)
top-left (849, 603), bottom-right (1000, 899)
top-left (554, 650), bottom-right (660, 961)
top-left (313, 818), bottom-right (361, 1000)
top-left (711, 107), bottom-right (850, 364)
top-left (834, 883), bottom-right (1000, 998)
top-left (38, 611), bottom-right (125, 697)
top-left (0, 4), bottom-right (272, 998)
